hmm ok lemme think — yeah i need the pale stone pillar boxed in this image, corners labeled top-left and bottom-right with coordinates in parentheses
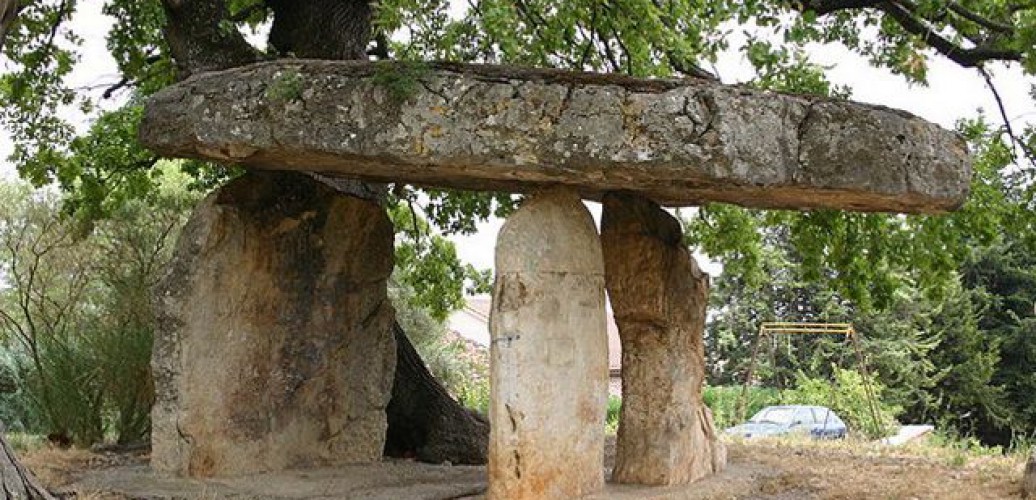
top-left (488, 189), bottom-right (608, 500)
top-left (601, 192), bottom-right (726, 486)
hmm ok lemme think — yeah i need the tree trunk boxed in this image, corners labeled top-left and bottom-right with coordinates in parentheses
top-left (384, 321), bottom-right (489, 465)
top-left (0, 424), bottom-right (55, 500)
top-left (268, 0), bottom-right (372, 61)
top-left (160, 0), bottom-right (258, 78)
top-left (0, 0), bottom-right (19, 51)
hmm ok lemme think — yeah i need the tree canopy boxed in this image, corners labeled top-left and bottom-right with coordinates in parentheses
top-left (1, 0), bottom-right (1033, 309)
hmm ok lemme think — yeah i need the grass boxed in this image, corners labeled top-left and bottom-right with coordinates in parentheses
top-left (15, 441), bottom-right (96, 489)
top-left (5, 431), bottom-right (46, 453)
top-left (724, 428), bottom-right (1029, 475)
top-left (721, 433), bottom-right (1028, 499)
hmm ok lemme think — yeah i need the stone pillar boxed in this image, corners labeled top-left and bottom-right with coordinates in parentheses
top-left (151, 171), bottom-right (396, 477)
top-left (488, 189), bottom-right (608, 499)
top-left (601, 192), bottom-right (726, 486)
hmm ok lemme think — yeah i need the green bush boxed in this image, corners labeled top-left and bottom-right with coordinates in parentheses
top-left (606, 395), bottom-right (622, 434)
top-left (391, 280), bottom-right (490, 418)
top-left (781, 368), bottom-right (900, 439)
top-left (456, 376), bottom-right (490, 416)
top-left (0, 183), bottom-right (192, 447)
top-left (91, 322), bottom-right (154, 444)
top-left (17, 335), bottom-right (106, 446)
top-left (704, 385), bottom-right (781, 430)
top-left (0, 356), bottom-right (40, 433)
top-left (2, 432), bottom-right (45, 454)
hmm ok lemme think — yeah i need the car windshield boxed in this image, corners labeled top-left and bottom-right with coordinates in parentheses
top-left (749, 407), bottom-right (796, 425)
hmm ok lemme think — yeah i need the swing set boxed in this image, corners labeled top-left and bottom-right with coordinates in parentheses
top-left (735, 322), bottom-right (884, 436)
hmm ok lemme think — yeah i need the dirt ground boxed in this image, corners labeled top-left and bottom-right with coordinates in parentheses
top-left (23, 436), bottom-right (1028, 499)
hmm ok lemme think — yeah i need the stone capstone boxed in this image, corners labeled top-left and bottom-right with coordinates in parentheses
top-left (140, 60), bottom-right (971, 214)
top-left (488, 188), bottom-right (608, 499)
top-left (601, 191), bottom-right (726, 485)
top-left (151, 170), bottom-right (396, 477)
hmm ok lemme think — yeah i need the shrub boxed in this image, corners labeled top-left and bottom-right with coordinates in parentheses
top-left (391, 280), bottom-right (490, 416)
top-left (16, 336), bottom-right (106, 446)
top-left (0, 183), bottom-right (192, 447)
top-left (606, 395), bottom-right (622, 434)
top-left (781, 367), bottom-right (900, 439)
top-left (704, 385), bottom-right (781, 430)
top-left (456, 376), bottom-right (490, 416)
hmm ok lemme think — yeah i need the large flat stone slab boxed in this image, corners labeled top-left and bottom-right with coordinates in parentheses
top-left (140, 60), bottom-right (971, 213)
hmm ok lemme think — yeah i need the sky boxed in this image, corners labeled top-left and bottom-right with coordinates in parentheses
top-left (1, 5), bottom-right (1034, 278)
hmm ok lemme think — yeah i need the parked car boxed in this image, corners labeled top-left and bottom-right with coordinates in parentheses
top-left (725, 405), bottom-right (847, 440)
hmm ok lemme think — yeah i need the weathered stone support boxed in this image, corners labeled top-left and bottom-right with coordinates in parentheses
top-left (601, 192), bottom-right (726, 486)
top-left (151, 171), bottom-right (396, 477)
top-left (488, 189), bottom-right (608, 499)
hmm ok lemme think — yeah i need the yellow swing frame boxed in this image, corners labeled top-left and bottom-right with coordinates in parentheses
top-left (736, 322), bottom-right (883, 436)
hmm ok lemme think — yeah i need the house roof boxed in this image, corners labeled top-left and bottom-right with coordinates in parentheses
top-left (448, 295), bottom-right (623, 371)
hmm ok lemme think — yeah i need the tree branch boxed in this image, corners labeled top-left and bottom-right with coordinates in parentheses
top-left (369, 31), bottom-right (390, 59)
top-left (879, 1), bottom-right (1021, 67)
top-left (161, 0), bottom-right (259, 78)
top-left (978, 66), bottom-right (1036, 168)
top-left (946, 1), bottom-right (1014, 34)
top-left (803, 0), bottom-right (882, 16)
top-left (99, 54), bottom-right (163, 99)
top-left (800, 0), bottom-right (1023, 67)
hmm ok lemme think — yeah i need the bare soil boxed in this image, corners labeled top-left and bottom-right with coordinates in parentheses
top-left (22, 437), bottom-right (1027, 499)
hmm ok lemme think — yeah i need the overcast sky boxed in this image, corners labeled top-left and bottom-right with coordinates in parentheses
top-left (1, 5), bottom-right (1033, 277)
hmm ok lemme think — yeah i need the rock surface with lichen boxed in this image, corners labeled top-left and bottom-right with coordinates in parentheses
top-left (140, 60), bottom-right (970, 214)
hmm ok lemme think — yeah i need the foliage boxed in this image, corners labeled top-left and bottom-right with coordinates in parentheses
top-left (960, 239), bottom-right (1036, 445)
top-left (456, 375), bottom-right (490, 416)
top-left (782, 368), bottom-right (900, 439)
top-left (0, 184), bottom-right (102, 444)
top-left (0, 177), bottom-right (194, 446)
top-left (371, 61), bottom-right (430, 103)
top-left (263, 69), bottom-right (304, 102)
top-left (388, 200), bottom-right (491, 321)
top-left (703, 211), bottom-right (1017, 444)
top-left (605, 395), bottom-right (622, 434)
top-left (703, 385), bottom-right (781, 430)
top-left (390, 279), bottom-right (487, 404)
top-left (1, 432), bottom-right (46, 454)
